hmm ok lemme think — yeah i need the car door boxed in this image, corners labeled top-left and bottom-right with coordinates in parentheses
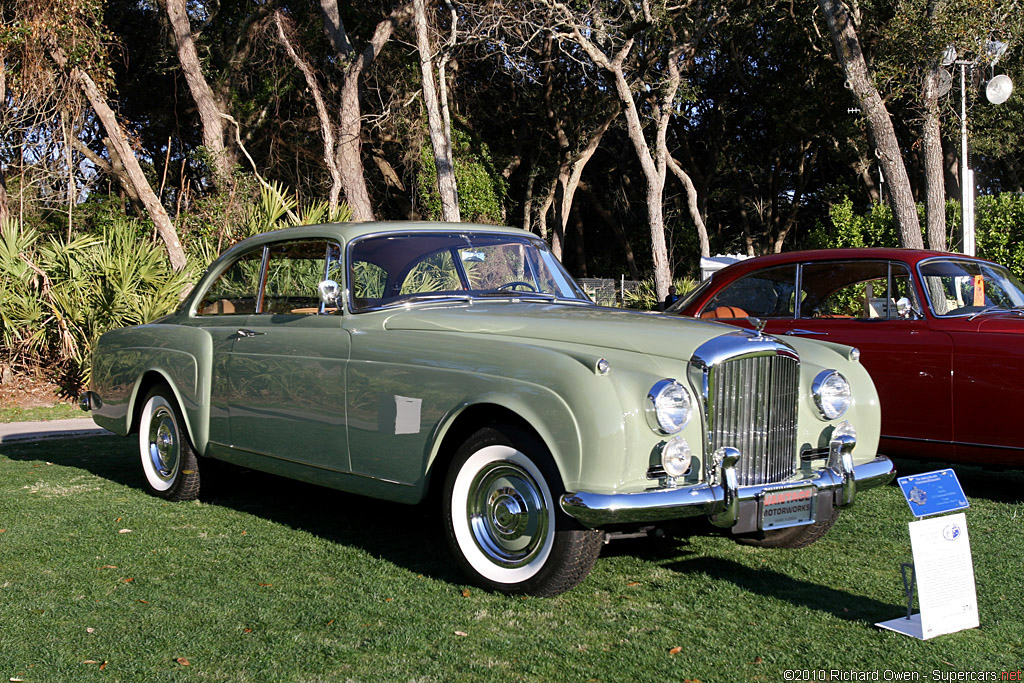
top-left (225, 239), bottom-right (352, 473)
top-left (191, 246), bottom-right (265, 446)
top-left (918, 258), bottom-right (1024, 464)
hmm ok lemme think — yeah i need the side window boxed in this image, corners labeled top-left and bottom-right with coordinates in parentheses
top-left (799, 261), bottom-right (919, 320)
top-left (196, 249), bottom-right (263, 316)
top-left (702, 265), bottom-right (797, 318)
top-left (890, 263), bottom-right (921, 317)
top-left (260, 240), bottom-right (334, 315)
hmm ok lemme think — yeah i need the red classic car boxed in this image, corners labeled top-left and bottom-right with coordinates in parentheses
top-left (670, 248), bottom-right (1024, 466)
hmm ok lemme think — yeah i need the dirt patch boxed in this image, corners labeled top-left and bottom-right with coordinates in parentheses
top-left (0, 373), bottom-right (71, 410)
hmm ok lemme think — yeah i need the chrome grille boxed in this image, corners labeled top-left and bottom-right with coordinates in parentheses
top-left (702, 344), bottom-right (800, 486)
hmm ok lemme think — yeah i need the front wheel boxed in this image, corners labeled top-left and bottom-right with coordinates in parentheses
top-left (137, 387), bottom-right (201, 501)
top-left (443, 426), bottom-right (602, 596)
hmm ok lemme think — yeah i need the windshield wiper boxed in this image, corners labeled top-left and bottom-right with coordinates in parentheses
top-left (474, 290), bottom-right (557, 300)
top-left (394, 293), bottom-right (473, 305)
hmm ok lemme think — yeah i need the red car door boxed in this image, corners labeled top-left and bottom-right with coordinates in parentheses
top-left (939, 317), bottom-right (1024, 465)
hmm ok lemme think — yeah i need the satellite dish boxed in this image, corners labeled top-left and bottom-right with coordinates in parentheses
top-left (941, 45), bottom-right (957, 66)
top-left (986, 74), bottom-right (1014, 104)
top-left (936, 68), bottom-right (953, 98)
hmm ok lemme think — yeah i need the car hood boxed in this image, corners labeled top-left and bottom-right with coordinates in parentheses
top-left (380, 302), bottom-right (733, 360)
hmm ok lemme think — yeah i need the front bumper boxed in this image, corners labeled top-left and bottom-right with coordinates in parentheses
top-left (560, 435), bottom-right (896, 530)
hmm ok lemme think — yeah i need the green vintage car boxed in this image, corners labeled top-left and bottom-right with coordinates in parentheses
top-left (81, 222), bottom-right (895, 596)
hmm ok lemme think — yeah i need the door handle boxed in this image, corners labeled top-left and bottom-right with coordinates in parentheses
top-left (785, 329), bottom-right (828, 336)
top-left (235, 328), bottom-right (265, 338)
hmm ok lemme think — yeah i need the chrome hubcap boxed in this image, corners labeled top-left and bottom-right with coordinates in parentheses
top-left (147, 406), bottom-right (179, 482)
top-left (468, 462), bottom-right (549, 568)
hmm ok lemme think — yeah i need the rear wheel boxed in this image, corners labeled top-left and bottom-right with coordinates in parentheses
top-left (443, 425), bottom-right (603, 596)
top-left (138, 387), bottom-right (201, 501)
top-left (735, 506), bottom-right (839, 549)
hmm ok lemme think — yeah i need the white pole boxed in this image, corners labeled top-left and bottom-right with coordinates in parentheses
top-left (961, 62), bottom-right (976, 255)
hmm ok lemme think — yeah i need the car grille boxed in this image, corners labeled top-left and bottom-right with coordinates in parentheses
top-left (692, 333), bottom-right (800, 486)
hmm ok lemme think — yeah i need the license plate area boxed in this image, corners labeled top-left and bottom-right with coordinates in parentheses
top-left (759, 486), bottom-right (815, 530)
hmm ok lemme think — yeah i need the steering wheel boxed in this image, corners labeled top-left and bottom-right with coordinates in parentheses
top-left (497, 281), bottom-right (537, 292)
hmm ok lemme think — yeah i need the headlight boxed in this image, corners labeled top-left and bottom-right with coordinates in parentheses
top-left (661, 437), bottom-right (692, 477)
top-left (646, 379), bottom-right (692, 434)
top-left (812, 370), bottom-right (852, 420)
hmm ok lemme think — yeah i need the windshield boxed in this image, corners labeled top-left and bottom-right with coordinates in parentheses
top-left (347, 232), bottom-right (591, 311)
top-left (919, 258), bottom-right (1024, 316)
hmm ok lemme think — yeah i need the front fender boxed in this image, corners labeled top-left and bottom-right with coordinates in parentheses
top-left (90, 324), bottom-right (213, 453)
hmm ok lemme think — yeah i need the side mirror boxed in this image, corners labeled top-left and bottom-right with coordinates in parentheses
top-left (896, 297), bottom-right (916, 320)
top-left (318, 279), bottom-right (342, 307)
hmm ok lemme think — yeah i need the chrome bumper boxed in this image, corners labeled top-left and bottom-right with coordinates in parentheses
top-left (560, 435), bottom-right (895, 529)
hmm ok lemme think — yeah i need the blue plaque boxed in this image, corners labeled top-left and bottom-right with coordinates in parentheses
top-left (897, 469), bottom-right (969, 518)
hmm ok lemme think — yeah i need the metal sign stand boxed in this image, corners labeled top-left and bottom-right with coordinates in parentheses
top-left (876, 469), bottom-right (977, 640)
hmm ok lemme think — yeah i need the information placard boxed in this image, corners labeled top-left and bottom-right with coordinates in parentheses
top-left (897, 468), bottom-right (969, 517)
top-left (876, 512), bottom-right (979, 640)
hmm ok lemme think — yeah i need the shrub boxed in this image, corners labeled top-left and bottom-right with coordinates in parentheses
top-left (807, 194), bottom-right (1024, 278)
top-left (622, 277), bottom-right (700, 311)
top-left (0, 217), bottom-right (191, 390)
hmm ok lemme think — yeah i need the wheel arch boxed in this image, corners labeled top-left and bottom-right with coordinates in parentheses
top-left (424, 400), bottom-right (576, 505)
top-left (128, 370), bottom-right (205, 454)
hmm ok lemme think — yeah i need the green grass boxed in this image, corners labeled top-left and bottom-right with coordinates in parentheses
top-left (1, 437), bottom-right (1022, 682)
top-left (0, 402), bottom-right (82, 423)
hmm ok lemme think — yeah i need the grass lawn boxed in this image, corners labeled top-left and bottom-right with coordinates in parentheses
top-left (0, 403), bottom-right (82, 423)
top-left (1, 435), bottom-right (1022, 682)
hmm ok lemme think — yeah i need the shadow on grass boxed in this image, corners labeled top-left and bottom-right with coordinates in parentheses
top-left (2, 435), bottom-right (462, 587)
top-left (6, 435), bottom-right (1019, 601)
top-left (888, 457), bottom-right (1024, 505)
top-left (663, 555), bottom-right (902, 624)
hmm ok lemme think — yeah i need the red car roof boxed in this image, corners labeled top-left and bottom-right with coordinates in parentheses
top-left (707, 248), bottom-right (987, 282)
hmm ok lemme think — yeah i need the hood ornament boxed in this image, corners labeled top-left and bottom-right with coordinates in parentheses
top-left (747, 317), bottom-right (769, 340)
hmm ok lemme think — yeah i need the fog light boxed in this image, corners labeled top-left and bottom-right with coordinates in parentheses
top-left (832, 420), bottom-right (856, 443)
top-left (661, 437), bottom-right (692, 477)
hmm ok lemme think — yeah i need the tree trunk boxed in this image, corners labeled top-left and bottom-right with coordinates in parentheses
top-left (572, 33), bottom-right (673, 300)
top-left (772, 141), bottom-right (818, 253)
top-left (273, 11), bottom-right (345, 213)
top-left (921, 65), bottom-right (947, 251)
top-left (556, 110), bottom-right (616, 244)
top-left (162, 0), bottom-right (233, 180)
top-left (667, 156), bottom-right (711, 258)
top-left (328, 3), bottom-right (412, 222)
top-left (538, 177), bottom-right (560, 257)
top-left (318, 0), bottom-right (353, 56)
top-left (413, 0), bottom-right (460, 222)
top-left (51, 46), bottom-right (187, 270)
top-left (0, 51), bottom-right (8, 224)
top-left (819, 0), bottom-right (923, 249)
top-left (0, 166), bottom-right (9, 225)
